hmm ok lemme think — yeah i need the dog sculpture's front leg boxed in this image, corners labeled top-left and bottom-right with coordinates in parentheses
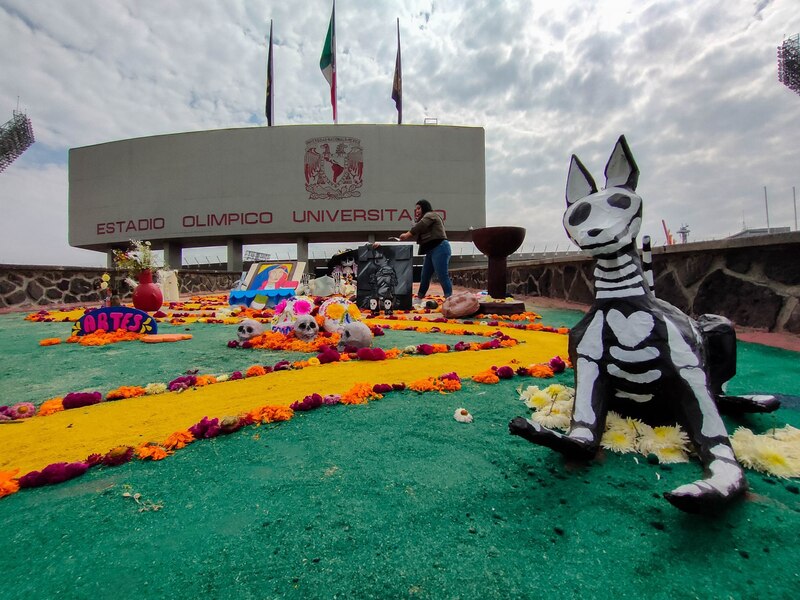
top-left (510, 312), bottom-right (607, 461)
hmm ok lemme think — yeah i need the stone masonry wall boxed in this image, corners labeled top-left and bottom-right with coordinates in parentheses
top-left (0, 266), bottom-right (239, 310)
top-left (450, 232), bottom-right (800, 334)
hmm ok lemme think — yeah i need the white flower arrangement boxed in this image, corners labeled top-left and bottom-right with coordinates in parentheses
top-left (144, 382), bottom-right (167, 395)
top-left (518, 386), bottom-right (800, 477)
top-left (731, 426), bottom-right (800, 478)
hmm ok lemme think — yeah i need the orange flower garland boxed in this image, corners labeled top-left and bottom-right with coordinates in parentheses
top-left (340, 382), bottom-right (383, 405)
top-left (39, 338), bottom-right (62, 346)
top-left (247, 330), bottom-right (341, 353)
top-left (163, 431), bottom-right (195, 450)
top-left (247, 405), bottom-right (294, 423)
top-left (0, 470), bottom-right (20, 499)
top-left (471, 369), bottom-right (500, 384)
top-left (106, 386), bottom-right (147, 400)
top-left (37, 398), bottom-right (65, 416)
top-left (408, 377), bottom-right (462, 393)
top-left (136, 444), bottom-right (171, 461)
top-left (527, 364), bottom-right (555, 378)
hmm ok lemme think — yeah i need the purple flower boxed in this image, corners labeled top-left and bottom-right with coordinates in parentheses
top-left (168, 375), bottom-right (197, 391)
top-left (372, 383), bottom-right (393, 394)
top-left (102, 446), bottom-right (134, 467)
top-left (454, 341), bottom-right (471, 352)
top-left (227, 340), bottom-right (240, 348)
top-left (416, 344), bottom-right (435, 355)
top-left (322, 394), bottom-right (341, 405)
top-left (229, 371), bottom-right (244, 381)
top-left (273, 360), bottom-right (291, 371)
top-left (189, 416), bottom-right (221, 439)
top-left (317, 346), bottom-right (341, 364)
top-left (18, 462), bottom-right (90, 488)
top-left (549, 356), bottom-right (567, 373)
top-left (62, 392), bottom-right (102, 410)
top-left (290, 393), bottom-right (324, 411)
top-left (496, 366), bottom-right (515, 379)
top-left (439, 372), bottom-right (460, 382)
top-left (357, 347), bottom-right (386, 361)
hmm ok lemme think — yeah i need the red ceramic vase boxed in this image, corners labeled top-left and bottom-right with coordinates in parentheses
top-left (132, 269), bottom-right (163, 312)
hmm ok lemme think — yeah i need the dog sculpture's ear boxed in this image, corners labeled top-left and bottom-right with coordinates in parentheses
top-left (566, 154), bottom-right (597, 206)
top-left (604, 135), bottom-right (639, 191)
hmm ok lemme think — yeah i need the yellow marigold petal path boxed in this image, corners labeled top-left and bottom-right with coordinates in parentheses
top-left (0, 320), bottom-right (567, 475)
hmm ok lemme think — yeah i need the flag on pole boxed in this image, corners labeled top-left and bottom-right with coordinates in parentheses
top-left (320, 2), bottom-right (337, 123)
top-left (392, 18), bottom-right (402, 124)
top-left (265, 20), bottom-right (274, 126)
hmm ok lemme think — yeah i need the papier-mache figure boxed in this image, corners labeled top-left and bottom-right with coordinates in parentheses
top-left (509, 135), bottom-right (778, 514)
top-left (271, 297), bottom-right (315, 334)
top-left (318, 297), bottom-right (361, 333)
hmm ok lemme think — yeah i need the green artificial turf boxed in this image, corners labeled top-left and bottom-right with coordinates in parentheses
top-left (1, 308), bottom-right (799, 599)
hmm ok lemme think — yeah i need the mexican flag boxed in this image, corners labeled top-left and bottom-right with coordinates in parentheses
top-left (320, 2), bottom-right (337, 123)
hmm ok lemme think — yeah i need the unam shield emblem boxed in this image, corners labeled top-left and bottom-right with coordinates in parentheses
top-left (304, 137), bottom-right (363, 200)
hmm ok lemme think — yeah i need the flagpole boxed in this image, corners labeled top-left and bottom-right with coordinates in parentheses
top-left (333, 1), bottom-right (337, 124)
top-left (393, 18), bottom-right (402, 125)
top-left (266, 19), bottom-right (274, 126)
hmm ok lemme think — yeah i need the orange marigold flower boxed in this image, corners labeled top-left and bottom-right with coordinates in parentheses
top-left (384, 348), bottom-right (401, 359)
top-left (194, 375), bottom-right (218, 387)
top-left (39, 337), bottom-right (62, 346)
top-left (248, 405), bottom-right (294, 423)
top-left (0, 469), bottom-right (20, 499)
top-left (246, 365), bottom-right (267, 377)
top-left (340, 382), bottom-right (382, 405)
top-left (408, 377), bottom-right (437, 392)
top-left (136, 444), bottom-right (170, 461)
top-left (472, 370), bottom-right (500, 384)
top-left (106, 385), bottom-right (147, 400)
top-left (163, 430), bottom-right (195, 450)
top-left (528, 364), bottom-right (555, 378)
top-left (37, 397), bottom-right (65, 416)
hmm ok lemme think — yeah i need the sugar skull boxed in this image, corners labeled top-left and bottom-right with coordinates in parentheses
top-left (293, 314), bottom-right (320, 342)
top-left (319, 297), bottom-right (362, 333)
top-left (337, 321), bottom-right (373, 351)
top-left (271, 296), bottom-right (315, 334)
top-left (237, 318), bottom-right (265, 342)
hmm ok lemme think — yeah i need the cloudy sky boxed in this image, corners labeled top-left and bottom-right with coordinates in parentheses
top-left (1, 0), bottom-right (798, 267)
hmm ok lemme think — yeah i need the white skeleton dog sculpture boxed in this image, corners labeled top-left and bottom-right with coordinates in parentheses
top-left (510, 136), bottom-right (778, 513)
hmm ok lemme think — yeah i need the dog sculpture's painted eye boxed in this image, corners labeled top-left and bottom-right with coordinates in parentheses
top-left (607, 193), bottom-right (631, 209)
top-left (568, 202), bottom-right (591, 226)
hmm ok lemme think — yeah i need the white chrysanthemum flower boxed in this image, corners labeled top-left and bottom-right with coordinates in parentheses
top-left (519, 385), bottom-right (541, 402)
top-left (638, 425), bottom-right (690, 455)
top-left (524, 391), bottom-right (554, 411)
top-left (544, 384), bottom-right (567, 397)
top-left (601, 426), bottom-right (637, 453)
top-left (404, 345), bottom-right (418, 354)
top-left (770, 425), bottom-right (800, 443)
top-left (554, 389), bottom-right (575, 403)
top-left (530, 408), bottom-right (570, 430)
top-left (652, 446), bottom-right (690, 464)
top-left (453, 408), bottom-right (473, 423)
top-left (144, 382), bottom-right (167, 395)
top-left (216, 374), bottom-right (230, 382)
top-left (747, 437), bottom-right (800, 478)
top-left (604, 411), bottom-right (625, 431)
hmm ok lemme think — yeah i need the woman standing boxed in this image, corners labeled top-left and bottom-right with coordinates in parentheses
top-left (399, 199), bottom-right (453, 301)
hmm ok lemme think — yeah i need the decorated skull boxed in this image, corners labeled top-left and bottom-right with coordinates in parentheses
top-left (293, 314), bottom-right (320, 342)
top-left (318, 297), bottom-right (362, 333)
top-left (337, 321), bottom-right (373, 351)
top-left (271, 296), bottom-right (315, 334)
top-left (237, 318), bottom-right (265, 342)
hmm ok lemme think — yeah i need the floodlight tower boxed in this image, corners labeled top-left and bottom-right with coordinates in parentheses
top-left (778, 34), bottom-right (800, 96)
top-left (676, 224), bottom-right (690, 244)
top-left (0, 110), bottom-right (35, 173)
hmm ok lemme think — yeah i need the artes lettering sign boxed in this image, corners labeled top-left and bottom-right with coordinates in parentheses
top-left (72, 307), bottom-right (157, 336)
top-left (304, 137), bottom-right (363, 200)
